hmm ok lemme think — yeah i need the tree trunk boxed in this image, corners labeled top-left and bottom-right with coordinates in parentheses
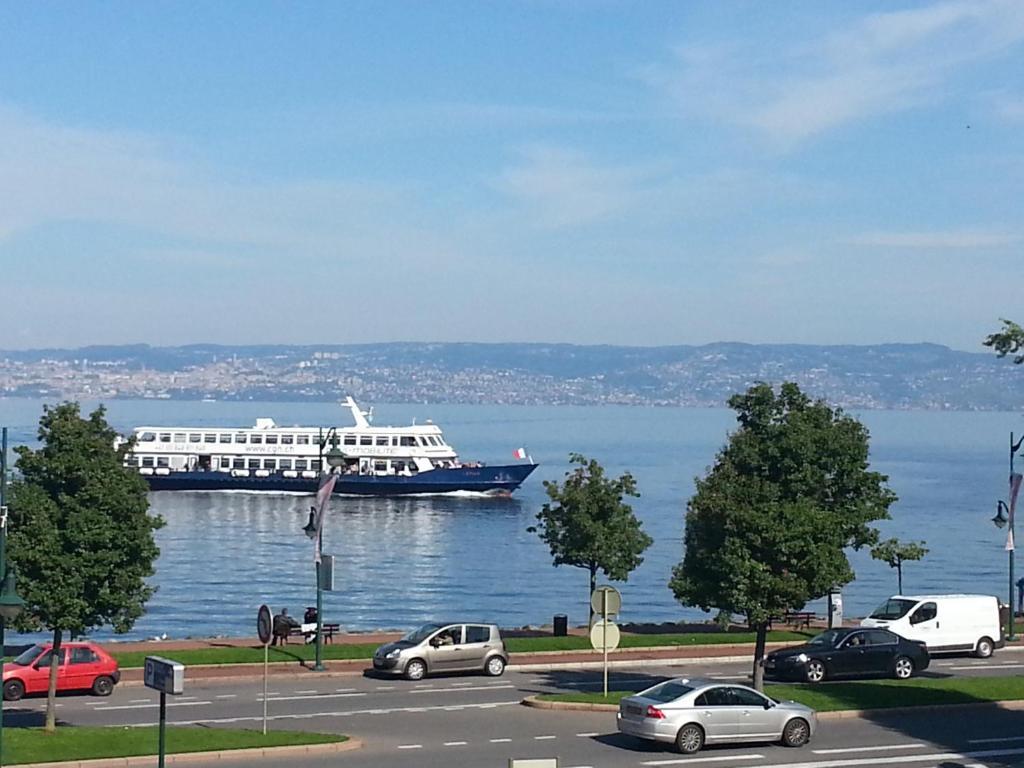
top-left (45, 628), bottom-right (62, 732)
top-left (751, 622), bottom-right (767, 692)
top-left (588, 565), bottom-right (598, 625)
top-left (897, 561), bottom-right (903, 594)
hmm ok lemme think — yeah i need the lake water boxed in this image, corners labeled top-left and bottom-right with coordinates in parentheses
top-left (0, 398), bottom-right (1019, 640)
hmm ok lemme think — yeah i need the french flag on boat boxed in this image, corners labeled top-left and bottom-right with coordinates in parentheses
top-left (513, 447), bottom-right (529, 460)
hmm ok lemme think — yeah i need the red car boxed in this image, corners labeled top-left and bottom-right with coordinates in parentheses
top-left (3, 641), bottom-right (120, 701)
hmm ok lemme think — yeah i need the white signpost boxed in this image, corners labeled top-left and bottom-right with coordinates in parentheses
top-left (144, 656), bottom-right (185, 768)
top-left (590, 585), bottom-right (621, 697)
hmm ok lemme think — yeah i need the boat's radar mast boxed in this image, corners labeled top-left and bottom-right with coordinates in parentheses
top-left (344, 396), bottom-right (371, 428)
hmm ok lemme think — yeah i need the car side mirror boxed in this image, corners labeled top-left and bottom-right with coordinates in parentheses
top-left (429, 638), bottom-right (439, 647)
top-left (763, 700), bottom-right (774, 710)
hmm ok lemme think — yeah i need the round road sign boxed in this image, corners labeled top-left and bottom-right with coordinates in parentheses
top-left (589, 619), bottom-right (620, 652)
top-left (257, 604), bottom-right (272, 646)
top-left (590, 585), bottom-right (621, 617)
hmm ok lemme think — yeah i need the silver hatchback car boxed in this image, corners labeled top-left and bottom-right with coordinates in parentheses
top-left (617, 678), bottom-right (817, 754)
top-left (372, 622), bottom-right (508, 681)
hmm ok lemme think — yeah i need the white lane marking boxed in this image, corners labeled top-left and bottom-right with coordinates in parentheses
top-left (949, 663), bottom-right (1023, 670)
top-left (376, 685), bottom-right (396, 690)
top-left (94, 700), bottom-right (212, 711)
top-left (173, 699), bottom-right (521, 725)
top-left (490, 738), bottom-right (511, 743)
top-left (576, 732), bottom-right (600, 737)
top-left (335, 687), bottom-right (357, 692)
top-left (257, 692), bottom-right (366, 702)
top-left (444, 741), bottom-right (467, 746)
top-left (642, 755), bottom-right (765, 766)
top-left (215, 694), bottom-right (237, 699)
top-left (450, 682), bottom-right (475, 687)
top-left (129, 699), bottom-right (150, 704)
top-left (295, 689), bottom-right (319, 694)
top-left (813, 744), bottom-right (926, 755)
top-left (410, 683), bottom-right (515, 694)
top-left (738, 746), bottom-right (1024, 768)
top-left (969, 736), bottom-right (1024, 744)
top-left (397, 745), bottom-right (422, 750)
top-left (534, 735), bottom-right (557, 740)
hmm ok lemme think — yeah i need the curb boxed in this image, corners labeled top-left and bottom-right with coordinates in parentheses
top-left (521, 695), bottom-right (1024, 719)
top-left (508, 655), bottom-right (752, 672)
top-left (14, 737), bottom-right (362, 768)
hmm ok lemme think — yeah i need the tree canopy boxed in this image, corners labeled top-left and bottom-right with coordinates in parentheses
top-left (984, 319), bottom-right (1024, 363)
top-left (870, 538), bottom-right (928, 595)
top-left (7, 402), bottom-right (164, 729)
top-left (670, 382), bottom-right (896, 689)
top-left (529, 453), bottom-right (652, 620)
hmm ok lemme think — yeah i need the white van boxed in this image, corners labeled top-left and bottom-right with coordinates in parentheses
top-left (860, 594), bottom-right (1003, 658)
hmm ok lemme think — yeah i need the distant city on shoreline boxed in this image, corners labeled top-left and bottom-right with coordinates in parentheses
top-left (1, 341), bottom-right (1021, 411)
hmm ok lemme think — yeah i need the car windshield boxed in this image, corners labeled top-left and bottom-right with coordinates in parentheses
top-left (807, 630), bottom-right (846, 647)
top-left (401, 623), bottom-right (443, 644)
top-left (870, 598), bottom-right (917, 620)
top-left (642, 680), bottom-right (695, 704)
top-left (11, 644), bottom-right (45, 667)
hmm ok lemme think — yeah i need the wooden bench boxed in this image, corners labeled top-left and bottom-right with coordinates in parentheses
top-left (285, 623), bottom-right (342, 644)
top-left (781, 611), bottom-right (816, 629)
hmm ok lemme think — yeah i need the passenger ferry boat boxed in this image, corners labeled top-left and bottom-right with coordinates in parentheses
top-left (125, 398), bottom-right (537, 496)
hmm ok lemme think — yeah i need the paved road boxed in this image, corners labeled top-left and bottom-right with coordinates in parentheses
top-left (7, 651), bottom-right (1023, 767)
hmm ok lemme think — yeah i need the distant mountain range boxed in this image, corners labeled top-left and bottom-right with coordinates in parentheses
top-left (1, 341), bottom-right (1022, 410)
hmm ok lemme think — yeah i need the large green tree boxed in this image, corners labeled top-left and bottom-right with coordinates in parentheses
top-left (670, 382), bottom-right (896, 690)
top-left (529, 453), bottom-right (653, 622)
top-left (870, 538), bottom-right (928, 595)
top-left (7, 403), bottom-right (164, 731)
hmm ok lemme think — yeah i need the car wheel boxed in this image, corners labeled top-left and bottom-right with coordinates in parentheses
top-left (675, 723), bottom-right (704, 754)
top-left (485, 656), bottom-right (505, 677)
top-left (805, 659), bottom-right (826, 683)
top-left (893, 656), bottom-right (914, 680)
top-left (3, 679), bottom-right (24, 702)
top-left (92, 675), bottom-right (115, 696)
top-left (975, 637), bottom-right (994, 659)
top-left (781, 717), bottom-right (811, 748)
top-left (404, 658), bottom-right (427, 681)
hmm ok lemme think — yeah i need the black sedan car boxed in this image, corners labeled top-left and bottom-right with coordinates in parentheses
top-left (764, 628), bottom-right (929, 683)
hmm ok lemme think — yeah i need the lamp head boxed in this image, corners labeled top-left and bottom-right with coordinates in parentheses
top-left (993, 500), bottom-right (1009, 530)
top-left (324, 445), bottom-right (346, 468)
top-left (0, 567), bottom-right (25, 622)
top-left (302, 507), bottom-right (318, 539)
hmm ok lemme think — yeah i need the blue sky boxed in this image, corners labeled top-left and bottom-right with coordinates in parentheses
top-left (1, 1), bottom-right (1022, 350)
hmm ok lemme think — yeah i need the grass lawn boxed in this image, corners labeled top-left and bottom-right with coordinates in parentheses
top-left (111, 629), bottom-right (811, 668)
top-left (537, 675), bottom-right (1024, 711)
top-left (5, 726), bottom-right (346, 765)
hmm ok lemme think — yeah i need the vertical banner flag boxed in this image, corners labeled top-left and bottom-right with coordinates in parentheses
top-left (313, 473), bottom-right (338, 563)
top-left (1009, 473), bottom-right (1021, 552)
top-left (513, 448), bottom-right (528, 460)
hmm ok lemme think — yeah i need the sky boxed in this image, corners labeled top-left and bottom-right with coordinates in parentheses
top-left (1, 1), bottom-right (1022, 351)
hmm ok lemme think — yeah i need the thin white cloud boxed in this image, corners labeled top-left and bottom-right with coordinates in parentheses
top-left (652, 0), bottom-right (1024, 146)
top-left (849, 230), bottom-right (1019, 248)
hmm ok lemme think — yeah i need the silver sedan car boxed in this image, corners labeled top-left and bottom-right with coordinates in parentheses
top-left (616, 678), bottom-right (817, 754)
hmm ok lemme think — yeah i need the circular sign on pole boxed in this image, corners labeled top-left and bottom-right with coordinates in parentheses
top-left (590, 585), bottom-right (622, 617)
top-left (589, 619), bottom-right (620, 652)
top-left (257, 604), bottom-right (272, 646)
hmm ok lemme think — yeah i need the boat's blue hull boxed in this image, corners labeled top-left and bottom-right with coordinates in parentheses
top-left (143, 463), bottom-right (537, 496)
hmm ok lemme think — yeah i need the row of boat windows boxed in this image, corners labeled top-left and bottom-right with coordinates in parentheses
top-left (130, 456), bottom-right (422, 472)
top-left (135, 432), bottom-right (445, 448)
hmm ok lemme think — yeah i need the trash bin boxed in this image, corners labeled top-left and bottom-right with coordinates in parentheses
top-left (553, 614), bottom-right (568, 637)
top-left (999, 604), bottom-right (1011, 637)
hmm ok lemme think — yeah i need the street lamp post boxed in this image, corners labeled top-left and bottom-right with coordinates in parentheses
top-left (302, 428), bottom-right (345, 673)
top-left (992, 432), bottom-right (1022, 642)
top-left (0, 427), bottom-right (26, 768)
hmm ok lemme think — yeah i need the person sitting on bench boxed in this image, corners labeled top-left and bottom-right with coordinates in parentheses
top-left (272, 607), bottom-right (299, 646)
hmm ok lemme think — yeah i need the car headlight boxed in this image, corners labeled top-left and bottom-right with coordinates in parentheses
top-left (385, 648), bottom-right (402, 659)
top-left (795, 653), bottom-right (809, 663)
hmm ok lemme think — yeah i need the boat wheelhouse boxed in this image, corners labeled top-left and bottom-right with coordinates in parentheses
top-left (124, 397), bottom-right (536, 496)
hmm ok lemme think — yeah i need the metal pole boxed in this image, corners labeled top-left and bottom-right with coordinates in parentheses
top-left (1011, 433), bottom-right (1018, 641)
top-left (158, 691), bottom-right (166, 768)
top-left (602, 590), bottom-right (608, 698)
top-left (0, 426), bottom-right (7, 768)
top-left (314, 427), bottom-right (325, 672)
top-left (262, 643), bottom-right (268, 734)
